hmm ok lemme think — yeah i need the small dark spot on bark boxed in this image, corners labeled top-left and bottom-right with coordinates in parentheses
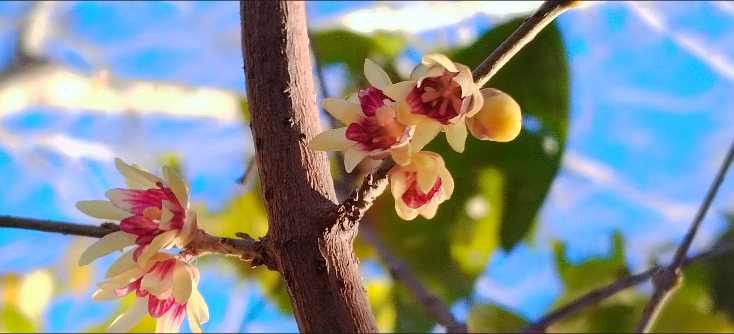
top-left (263, 188), bottom-right (273, 200)
top-left (299, 133), bottom-right (307, 144)
top-left (315, 258), bottom-right (327, 274)
top-left (255, 137), bottom-right (263, 149)
top-left (284, 117), bottom-right (294, 127)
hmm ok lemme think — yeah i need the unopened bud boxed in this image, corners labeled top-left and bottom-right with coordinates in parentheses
top-left (466, 88), bottom-right (522, 142)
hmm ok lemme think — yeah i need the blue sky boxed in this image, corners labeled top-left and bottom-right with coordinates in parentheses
top-left (1, 1), bottom-right (734, 332)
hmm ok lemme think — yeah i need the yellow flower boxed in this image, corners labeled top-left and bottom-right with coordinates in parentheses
top-left (388, 151), bottom-right (454, 220)
top-left (308, 59), bottom-right (415, 171)
top-left (77, 158), bottom-right (198, 268)
top-left (382, 54), bottom-right (483, 153)
top-left (90, 250), bottom-right (209, 333)
top-left (466, 88), bottom-right (522, 142)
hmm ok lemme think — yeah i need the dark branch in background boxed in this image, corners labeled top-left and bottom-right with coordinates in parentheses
top-left (519, 237), bottom-right (734, 333)
top-left (360, 221), bottom-right (468, 333)
top-left (339, 0), bottom-right (578, 225)
top-left (633, 137), bottom-right (734, 333)
top-left (237, 158), bottom-right (258, 186)
top-left (0, 216), bottom-right (264, 262)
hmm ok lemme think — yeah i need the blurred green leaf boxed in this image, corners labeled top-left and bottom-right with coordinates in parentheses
top-left (467, 303), bottom-right (527, 333)
top-left (311, 30), bottom-right (405, 93)
top-left (240, 98), bottom-right (250, 123)
top-left (1, 304), bottom-right (36, 333)
top-left (449, 17), bottom-right (569, 251)
top-left (702, 219), bottom-right (734, 325)
top-left (554, 231), bottom-right (631, 303)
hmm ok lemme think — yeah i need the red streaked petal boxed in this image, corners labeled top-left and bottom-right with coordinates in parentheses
top-left (120, 215), bottom-right (160, 236)
top-left (106, 189), bottom-right (167, 215)
top-left (148, 295), bottom-right (177, 318)
top-left (358, 87), bottom-right (390, 117)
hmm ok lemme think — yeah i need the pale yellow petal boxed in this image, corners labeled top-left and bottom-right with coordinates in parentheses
top-left (465, 88), bottom-right (485, 118)
top-left (346, 92), bottom-right (360, 104)
top-left (395, 201), bottom-right (419, 221)
top-left (438, 168), bottom-right (455, 200)
top-left (187, 289), bottom-right (208, 333)
top-left (343, 145), bottom-right (369, 173)
top-left (321, 98), bottom-right (362, 125)
top-left (105, 247), bottom-right (137, 278)
top-left (172, 262), bottom-right (194, 304)
top-left (159, 201), bottom-right (175, 230)
top-left (105, 296), bottom-right (148, 333)
top-left (115, 158), bottom-right (166, 189)
top-left (409, 119), bottom-right (443, 152)
top-left (409, 64), bottom-right (430, 81)
top-left (382, 81), bottom-right (416, 103)
top-left (444, 120), bottom-right (468, 153)
top-left (91, 289), bottom-right (120, 302)
top-left (364, 58), bottom-right (392, 89)
top-left (76, 200), bottom-right (133, 221)
top-left (452, 73), bottom-right (475, 98)
top-left (389, 141), bottom-right (413, 166)
top-left (423, 54), bottom-right (458, 72)
top-left (396, 101), bottom-right (425, 126)
top-left (141, 267), bottom-right (172, 297)
top-left (420, 65), bottom-right (447, 81)
top-left (416, 163), bottom-right (440, 194)
top-left (389, 169), bottom-right (408, 202)
top-left (307, 128), bottom-right (355, 152)
top-left (163, 166), bottom-right (189, 210)
top-left (97, 266), bottom-right (146, 290)
top-left (79, 231), bottom-right (137, 266)
top-left (418, 200), bottom-right (439, 219)
top-left (137, 230), bottom-right (178, 267)
top-left (126, 164), bottom-right (153, 189)
top-left (174, 211), bottom-right (198, 248)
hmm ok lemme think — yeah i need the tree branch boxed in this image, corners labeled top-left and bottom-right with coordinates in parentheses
top-left (360, 221), bottom-right (467, 333)
top-left (518, 237), bottom-right (734, 333)
top-left (634, 136), bottom-right (734, 333)
top-left (0, 216), bottom-right (263, 262)
top-left (338, 0), bottom-right (576, 226)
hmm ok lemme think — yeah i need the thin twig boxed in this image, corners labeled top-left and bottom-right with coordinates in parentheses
top-left (518, 238), bottom-right (734, 333)
top-left (237, 158), bottom-right (258, 186)
top-left (634, 137), bottom-right (734, 333)
top-left (0, 215), bottom-right (264, 263)
top-left (339, 0), bottom-right (576, 227)
top-left (472, 1), bottom-right (577, 88)
top-left (360, 220), bottom-right (468, 333)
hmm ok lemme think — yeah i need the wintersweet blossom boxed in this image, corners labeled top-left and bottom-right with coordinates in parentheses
top-left (77, 158), bottom-right (198, 267)
top-left (91, 249), bottom-right (208, 333)
top-left (388, 151), bottom-right (454, 220)
top-left (382, 54), bottom-right (483, 153)
top-left (308, 59), bottom-right (414, 171)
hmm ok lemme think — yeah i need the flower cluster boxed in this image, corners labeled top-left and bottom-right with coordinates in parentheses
top-left (77, 158), bottom-right (208, 333)
top-left (309, 54), bottom-right (522, 220)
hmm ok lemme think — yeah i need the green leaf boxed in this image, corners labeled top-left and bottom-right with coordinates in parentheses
top-left (449, 17), bottom-right (569, 250)
top-left (1, 305), bottom-right (36, 333)
top-left (467, 303), bottom-right (528, 333)
top-left (311, 30), bottom-right (405, 93)
top-left (702, 220), bottom-right (734, 324)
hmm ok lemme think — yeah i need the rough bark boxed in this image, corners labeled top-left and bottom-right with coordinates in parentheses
top-left (240, 2), bottom-right (378, 332)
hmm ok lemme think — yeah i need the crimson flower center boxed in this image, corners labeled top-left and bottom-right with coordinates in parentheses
top-left (401, 172), bottom-right (442, 209)
top-left (409, 70), bottom-right (467, 125)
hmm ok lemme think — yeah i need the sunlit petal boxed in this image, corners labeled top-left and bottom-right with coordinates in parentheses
top-left (105, 247), bottom-right (138, 279)
top-left (76, 200), bottom-right (133, 221)
top-left (172, 262), bottom-right (193, 304)
top-left (79, 231), bottom-right (137, 266)
top-left (382, 81), bottom-right (417, 103)
top-left (444, 120), bottom-right (468, 153)
top-left (389, 141), bottom-right (413, 166)
top-left (163, 166), bottom-right (189, 210)
top-left (321, 98), bottom-right (362, 124)
top-left (115, 158), bottom-right (166, 189)
top-left (364, 58), bottom-right (392, 89)
top-left (409, 119), bottom-right (443, 152)
top-left (343, 145), bottom-right (369, 173)
top-left (105, 296), bottom-right (148, 333)
top-left (416, 164), bottom-right (440, 194)
top-left (395, 201), bottom-right (419, 221)
top-left (423, 54), bottom-right (458, 72)
top-left (137, 230), bottom-right (178, 267)
top-left (91, 289), bottom-right (121, 302)
top-left (307, 128), bottom-right (355, 152)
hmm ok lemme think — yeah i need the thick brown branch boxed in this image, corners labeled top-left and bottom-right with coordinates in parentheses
top-left (339, 0), bottom-right (576, 227)
top-left (519, 238), bottom-right (734, 333)
top-left (0, 216), bottom-right (263, 262)
top-left (242, 1), bottom-right (378, 332)
top-left (634, 137), bottom-right (734, 333)
top-left (360, 221), bottom-right (467, 333)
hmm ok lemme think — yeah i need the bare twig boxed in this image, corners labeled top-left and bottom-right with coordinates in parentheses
top-left (472, 1), bottom-right (577, 88)
top-left (237, 158), bottom-right (259, 186)
top-left (518, 238), bottom-right (734, 333)
top-left (0, 215), bottom-right (264, 263)
top-left (360, 221), bottom-right (467, 333)
top-left (634, 137), bottom-right (734, 333)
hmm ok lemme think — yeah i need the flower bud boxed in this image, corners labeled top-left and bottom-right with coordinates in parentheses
top-left (466, 88), bottom-right (521, 142)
